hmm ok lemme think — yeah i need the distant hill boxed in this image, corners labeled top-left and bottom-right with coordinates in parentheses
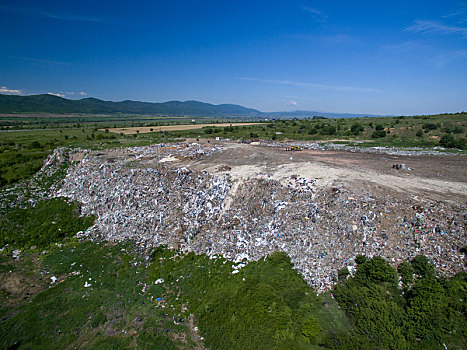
top-left (0, 94), bottom-right (390, 118)
top-left (0, 94), bottom-right (261, 116)
top-left (265, 110), bottom-right (387, 119)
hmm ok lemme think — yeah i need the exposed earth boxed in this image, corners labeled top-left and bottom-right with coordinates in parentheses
top-left (104, 123), bottom-right (265, 134)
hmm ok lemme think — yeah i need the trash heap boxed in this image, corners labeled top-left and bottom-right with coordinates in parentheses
top-left (55, 143), bottom-right (466, 291)
top-left (57, 156), bottom-right (231, 248)
top-left (262, 140), bottom-right (456, 156)
top-left (0, 147), bottom-right (74, 210)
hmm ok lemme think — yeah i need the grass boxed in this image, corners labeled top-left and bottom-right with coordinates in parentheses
top-left (0, 240), bottom-right (353, 349)
top-left (146, 113), bottom-right (466, 151)
top-left (0, 241), bottom-right (193, 349)
top-left (0, 198), bottom-right (95, 250)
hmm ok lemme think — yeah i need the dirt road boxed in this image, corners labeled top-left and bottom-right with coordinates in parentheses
top-left (105, 123), bottom-right (265, 134)
top-left (185, 141), bottom-right (467, 204)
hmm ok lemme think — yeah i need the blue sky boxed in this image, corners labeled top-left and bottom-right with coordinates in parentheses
top-left (0, 0), bottom-right (466, 115)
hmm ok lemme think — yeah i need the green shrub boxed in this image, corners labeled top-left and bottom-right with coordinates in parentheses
top-left (439, 135), bottom-right (466, 149)
top-left (0, 198), bottom-right (95, 249)
top-left (372, 130), bottom-right (387, 138)
top-left (422, 123), bottom-right (438, 131)
top-left (351, 123), bottom-right (364, 135)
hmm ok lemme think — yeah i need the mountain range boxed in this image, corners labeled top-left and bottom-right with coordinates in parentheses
top-left (0, 94), bottom-right (384, 118)
top-left (0, 94), bottom-right (260, 116)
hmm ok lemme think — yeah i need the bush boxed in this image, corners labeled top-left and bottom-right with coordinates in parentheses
top-left (439, 135), bottom-right (466, 149)
top-left (371, 130), bottom-right (387, 138)
top-left (351, 123), bottom-right (364, 135)
top-left (320, 125), bottom-right (336, 136)
top-left (375, 124), bottom-right (384, 131)
top-left (410, 255), bottom-right (434, 278)
top-left (333, 255), bottom-right (466, 348)
top-left (28, 141), bottom-right (42, 149)
top-left (422, 123), bottom-right (438, 131)
top-left (0, 198), bottom-right (95, 249)
top-left (302, 316), bottom-right (321, 344)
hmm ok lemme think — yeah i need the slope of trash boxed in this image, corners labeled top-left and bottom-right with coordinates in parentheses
top-left (55, 142), bottom-right (466, 291)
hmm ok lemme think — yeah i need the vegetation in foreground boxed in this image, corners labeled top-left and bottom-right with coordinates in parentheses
top-left (0, 197), bottom-right (465, 349)
top-left (0, 198), bottom-right (94, 250)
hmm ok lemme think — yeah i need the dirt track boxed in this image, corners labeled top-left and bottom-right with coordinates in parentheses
top-left (105, 123), bottom-right (265, 134)
top-left (184, 141), bottom-right (467, 204)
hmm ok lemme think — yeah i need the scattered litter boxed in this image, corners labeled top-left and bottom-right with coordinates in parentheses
top-left (12, 250), bottom-right (21, 260)
top-left (52, 142), bottom-right (465, 292)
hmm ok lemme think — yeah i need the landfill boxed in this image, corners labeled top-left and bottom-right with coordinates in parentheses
top-left (52, 141), bottom-right (465, 291)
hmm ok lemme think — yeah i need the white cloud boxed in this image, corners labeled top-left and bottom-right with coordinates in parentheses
top-left (428, 49), bottom-right (467, 67)
top-left (302, 6), bottom-right (327, 21)
top-left (289, 33), bottom-right (360, 45)
top-left (65, 91), bottom-right (87, 97)
top-left (406, 20), bottom-right (467, 37)
top-left (48, 92), bottom-right (66, 98)
top-left (239, 77), bottom-right (381, 93)
top-left (0, 5), bottom-right (106, 23)
top-left (0, 54), bottom-right (70, 66)
top-left (303, 6), bottom-right (321, 15)
top-left (381, 40), bottom-right (427, 52)
top-left (0, 86), bottom-right (22, 95)
top-left (442, 11), bottom-right (465, 18)
top-left (287, 100), bottom-right (299, 106)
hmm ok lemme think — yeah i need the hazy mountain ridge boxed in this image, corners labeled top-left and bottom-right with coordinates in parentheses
top-left (266, 110), bottom-right (387, 119)
top-left (0, 94), bottom-right (389, 118)
top-left (0, 94), bottom-right (261, 116)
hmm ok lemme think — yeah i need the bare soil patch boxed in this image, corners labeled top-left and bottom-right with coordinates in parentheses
top-left (105, 123), bottom-right (265, 134)
top-left (181, 141), bottom-right (467, 203)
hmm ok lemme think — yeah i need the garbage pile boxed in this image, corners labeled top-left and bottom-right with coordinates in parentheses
top-left (262, 141), bottom-right (457, 156)
top-left (0, 147), bottom-right (76, 210)
top-left (55, 143), bottom-right (466, 291)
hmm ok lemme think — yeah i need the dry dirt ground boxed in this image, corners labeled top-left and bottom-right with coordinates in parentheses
top-left (176, 140), bottom-right (467, 204)
top-left (105, 123), bottom-right (265, 135)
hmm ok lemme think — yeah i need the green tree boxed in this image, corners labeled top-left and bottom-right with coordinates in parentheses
top-left (301, 316), bottom-right (320, 344)
top-left (28, 141), bottom-right (42, 149)
top-left (338, 267), bottom-right (350, 282)
top-left (406, 277), bottom-right (447, 340)
top-left (372, 130), bottom-right (386, 138)
top-left (375, 124), bottom-right (384, 131)
top-left (410, 255), bottom-right (434, 279)
top-left (350, 122), bottom-right (364, 135)
top-left (398, 261), bottom-right (414, 286)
